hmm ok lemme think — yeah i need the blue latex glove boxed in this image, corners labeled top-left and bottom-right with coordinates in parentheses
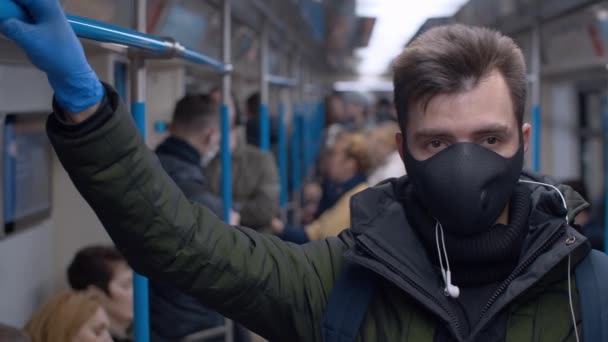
top-left (0, 0), bottom-right (104, 113)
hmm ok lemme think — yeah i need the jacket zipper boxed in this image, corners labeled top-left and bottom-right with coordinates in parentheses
top-left (355, 242), bottom-right (464, 341)
top-left (475, 226), bottom-right (566, 324)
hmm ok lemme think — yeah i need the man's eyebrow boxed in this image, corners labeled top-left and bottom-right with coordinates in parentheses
top-left (413, 124), bottom-right (511, 139)
top-left (471, 124), bottom-right (510, 136)
top-left (413, 128), bottom-right (453, 139)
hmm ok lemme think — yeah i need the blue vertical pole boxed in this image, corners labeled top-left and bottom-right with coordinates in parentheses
top-left (221, 1), bottom-right (235, 340)
top-left (301, 104), bottom-right (308, 178)
top-left (132, 103), bottom-right (146, 137)
top-left (278, 100), bottom-right (288, 208)
top-left (532, 104), bottom-right (541, 172)
top-left (259, 21), bottom-right (270, 152)
top-left (291, 108), bottom-right (301, 193)
top-left (531, 23), bottom-right (541, 173)
top-left (131, 0), bottom-right (149, 340)
top-left (221, 104), bottom-right (232, 221)
top-left (131, 100), bottom-right (148, 342)
top-left (131, 56), bottom-right (149, 342)
top-left (260, 103), bottom-right (270, 151)
top-left (114, 62), bottom-right (127, 99)
top-left (602, 96), bottom-right (608, 253)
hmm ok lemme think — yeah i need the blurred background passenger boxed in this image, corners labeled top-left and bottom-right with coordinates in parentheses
top-left (206, 92), bottom-right (280, 233)
top-left (367, 121), bottom-right (406, 186)
top-left (67, 246), bottom-right (133, 342)
top-left (275, 133), bottom-right (370, 242)
top-left (374, 97), bottom-right (397, 124)
top-left (301, 181), bottom-right (323, 225)
top-left (245, 92), bottom-right (279, 153)
top-left (342, 92), bottom-right (371, 129)
top-left (24, 291), bottom-right (112, 342)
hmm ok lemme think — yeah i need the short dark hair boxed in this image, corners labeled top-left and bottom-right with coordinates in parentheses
top-left (67, 245), bottom-right (126, 295)
top-left (172, 94), bottom-right (219, 133)
top-left (393, 24), bottom-right (526, 131)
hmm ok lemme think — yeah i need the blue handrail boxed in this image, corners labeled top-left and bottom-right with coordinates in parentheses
top-left (0, 2), bottom-right (228, 72)
top-left (267, 75), bottom-right (298, 87)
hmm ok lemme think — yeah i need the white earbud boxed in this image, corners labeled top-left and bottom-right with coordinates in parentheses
top-left (435, 222), bottom-right (460, 299)
top-left (444, 270), bottom-right (460, 298)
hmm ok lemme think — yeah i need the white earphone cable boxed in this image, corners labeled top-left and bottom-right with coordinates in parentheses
top-left (435, 222), bottom-right (447, 286)
top-left (567, 254), bottom-right (581, 342)
top-left (520, 179), bottom-right (578, 342)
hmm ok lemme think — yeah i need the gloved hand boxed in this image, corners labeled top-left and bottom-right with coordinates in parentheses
top-left (0, 0), bottom-right (104, 113)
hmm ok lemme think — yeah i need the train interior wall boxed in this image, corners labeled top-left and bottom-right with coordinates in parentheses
top-left (0, 39), bottom-right (183, 326)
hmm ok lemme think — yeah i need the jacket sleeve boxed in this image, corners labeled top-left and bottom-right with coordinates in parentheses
top-left (46, 86), bottom-right (348, 342)
top-left (179, 179), bottom-right (225, 219)
top-left (237, 150), bottom-right (280, 229)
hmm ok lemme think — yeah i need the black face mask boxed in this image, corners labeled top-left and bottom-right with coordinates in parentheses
top-left (403, 142), bottom-right (524, 236)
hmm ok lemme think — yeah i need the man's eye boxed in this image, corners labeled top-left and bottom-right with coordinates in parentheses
top-left (430, 140), bottom-right (443, 148)
top-left (485, 137), bottom-right (499, 145)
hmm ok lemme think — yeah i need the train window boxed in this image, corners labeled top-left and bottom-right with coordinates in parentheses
top-left (0, 113), bottom-right (51, 239)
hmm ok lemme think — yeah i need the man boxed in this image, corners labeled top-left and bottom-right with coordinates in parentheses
top-left (1, 2), bottom-right (605, 341)
top-left (150, 95), bottom-right (238, 341)
top-left (155, 94), bottom-right (227, 221)
top-left (68, 246), bottom-right (134, 342)
top-left (205, 94), bottom-right (280, 232)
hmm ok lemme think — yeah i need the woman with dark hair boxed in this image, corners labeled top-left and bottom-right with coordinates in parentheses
top-left (67, 246), bottom-right (133, 342)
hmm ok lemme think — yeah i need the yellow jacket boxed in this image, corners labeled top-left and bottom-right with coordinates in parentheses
top-left (305, 183), bottom-right (368, 240)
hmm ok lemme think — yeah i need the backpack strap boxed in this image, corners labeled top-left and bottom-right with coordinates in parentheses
top-left (575, 250), bottom-right (608, 342)
top-left (321, 263), bottom-right (377, 342)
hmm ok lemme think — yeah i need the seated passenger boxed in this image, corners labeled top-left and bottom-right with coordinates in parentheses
top-left (67, 246), bottom-right (133, 342)
top-left (366, 121), bottom-right (406, 186)
top-left (274, 133), bottom-right (370, 242)
top-left (24, 291), bottom-right (111, 342)
top-left (0, 322), bottom-right (30, 342)
top-left (205, 94), bottom-right (280, 233)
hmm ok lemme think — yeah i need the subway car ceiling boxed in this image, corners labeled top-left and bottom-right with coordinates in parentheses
top-left (57, 0), bottom-right (376, 78)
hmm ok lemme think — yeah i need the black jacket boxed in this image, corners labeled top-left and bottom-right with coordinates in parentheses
top-left (149, 137), bottom-right (224, 341)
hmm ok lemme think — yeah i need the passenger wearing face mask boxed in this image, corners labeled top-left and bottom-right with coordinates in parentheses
top-left (155, 94), bottom-right (229, 220)
top-left (68, 246), bottom-right (133, 342)
top-left (5, 2), bottom-right (608, 341)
